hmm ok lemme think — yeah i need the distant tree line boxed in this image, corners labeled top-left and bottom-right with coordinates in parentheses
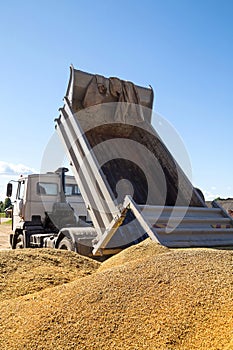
top-left (0, 198), bottom-right (12, 212)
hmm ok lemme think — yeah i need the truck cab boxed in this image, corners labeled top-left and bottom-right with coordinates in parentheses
top-left (7, 170), bottom-right (88, 249)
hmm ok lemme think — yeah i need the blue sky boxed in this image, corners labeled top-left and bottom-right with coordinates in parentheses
top-left (0, 0), bottom-right (233, 201)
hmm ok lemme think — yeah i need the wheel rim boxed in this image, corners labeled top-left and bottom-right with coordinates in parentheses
top-left (59, 243), bottom-right (68, 250)
top-left (15, 235), bottom-right (24, 249)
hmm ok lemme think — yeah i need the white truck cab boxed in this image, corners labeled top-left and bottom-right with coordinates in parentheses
top-left (7, 169), bottom-right (91, 251)
top-left (11, 172), bottom-right (87, 231)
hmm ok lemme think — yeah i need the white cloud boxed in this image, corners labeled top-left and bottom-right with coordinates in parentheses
top-left (202, 190), bottom-right (220, 201)
top-left (0, 161), bottom-right (37, 201)
top-left (0, 161), bottom-right (36, 176)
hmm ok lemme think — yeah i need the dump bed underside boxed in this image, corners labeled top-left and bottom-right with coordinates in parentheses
top-left (66, 67), bottom-right (204, 208)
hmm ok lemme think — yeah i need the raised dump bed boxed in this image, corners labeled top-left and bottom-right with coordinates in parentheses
top-left (56, 66), bottom-right (233, 254)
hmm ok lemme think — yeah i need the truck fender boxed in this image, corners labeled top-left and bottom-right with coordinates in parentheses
top-left (55, 229), bottom-right (77, 252)
top-left (194, 187), bottom-right (205, 204)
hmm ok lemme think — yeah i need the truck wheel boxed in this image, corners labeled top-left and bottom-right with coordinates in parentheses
top-left (195, 187), bottom-right (205, 202)
top-left (58, 237), bottom-right (75, 251)
top-left (15, 234), bottom-right (24, 249)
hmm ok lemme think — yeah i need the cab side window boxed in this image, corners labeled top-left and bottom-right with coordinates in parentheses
top-left (37, 182), bottom-right (58, 196)
top-left (65, 184), bottom-right (81, 196)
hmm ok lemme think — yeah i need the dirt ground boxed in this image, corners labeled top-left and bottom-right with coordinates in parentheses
top-left (0, 221), bottom-right (11, 250)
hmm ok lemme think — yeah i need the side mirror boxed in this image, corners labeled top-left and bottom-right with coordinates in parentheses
top-left (6, 183), bottom-right (12, 197)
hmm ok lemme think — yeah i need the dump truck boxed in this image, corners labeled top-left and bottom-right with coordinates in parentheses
top-left (7, 67), bottom-right (233, 257)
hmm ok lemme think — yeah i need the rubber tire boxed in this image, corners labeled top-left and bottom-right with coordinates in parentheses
top-left (57, 237), bottom-right (75, 251)
top-left (195, 187), bottom-right (205, 203)
top-left (15, 234), bottom-right (24, 249)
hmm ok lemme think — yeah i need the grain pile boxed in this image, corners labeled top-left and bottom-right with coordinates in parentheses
top-left (0, 249), bottom-right (100, 301)
top-left (99, 238), bottom-right (169, 271)
top-left (0, 244), bottom-right (233, 350)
